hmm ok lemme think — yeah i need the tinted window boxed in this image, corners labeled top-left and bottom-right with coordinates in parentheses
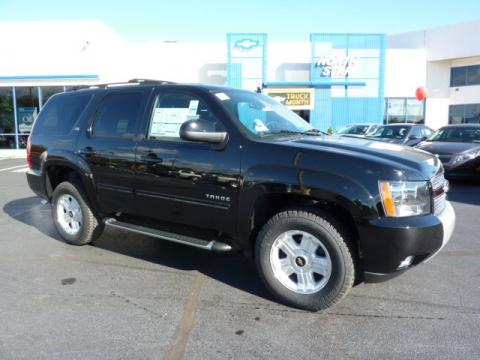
top-left (92, 93), bottom-right (142, 138)
top-left (410, 127), bottom-right (423, 138)
top-left (33, 94), bottom-right (91, 136)
top-left (467, 65), bottom-right (480, 85)
top-left (451, 67), bottom-right (467, 87)
top-left (451, 65), bottom-right (480, 87)
top-left (429, 127), bottom-right (480, 143)
top-left (337, 125), bottom-right (369, 135)
top-left (147, 92), bottom-right (224, 140)
top-left (422, 127), bottom-right (433, 138)
top-left (368, 126), bottom-right (411, 139)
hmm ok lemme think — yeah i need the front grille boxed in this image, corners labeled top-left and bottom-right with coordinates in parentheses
top-left (431, 172), bottom-right (447, 215)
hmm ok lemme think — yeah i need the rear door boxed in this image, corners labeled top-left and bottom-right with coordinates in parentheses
top-left (77, 89), bottom-right (150, 215)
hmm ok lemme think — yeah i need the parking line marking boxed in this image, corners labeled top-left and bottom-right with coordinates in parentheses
top-left (12, 167), bottom-right (29, 173)
top-left (0, 164), bottom-right (28, 172)
top-left (163, 272), bottom-right (206, 360)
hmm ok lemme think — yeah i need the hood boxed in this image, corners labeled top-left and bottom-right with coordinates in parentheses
top-left (416, 141), bottom-right (480, 155)
top-left (279, 135), bottom-right (441, 179)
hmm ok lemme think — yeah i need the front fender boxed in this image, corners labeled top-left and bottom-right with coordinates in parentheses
top-left (238, 164), bottom-right (378, 248)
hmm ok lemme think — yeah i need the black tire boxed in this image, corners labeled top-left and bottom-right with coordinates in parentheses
top-left (51, 180), bottom-right (104, 245)
top-left (255, 209), bottom-right (355, 311)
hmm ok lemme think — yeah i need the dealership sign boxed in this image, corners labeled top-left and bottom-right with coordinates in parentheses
top-left (315, 56), bottom-right (358, 77)
top-left (264, 88), bottom-right (314, 110)
top-left (234, 38), bottom-right (260, 50)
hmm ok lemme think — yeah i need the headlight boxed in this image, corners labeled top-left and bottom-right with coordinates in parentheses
top-left (379, 181), bottom-right (431, 217)
top-left (453, 149), bottom-right (480, 164)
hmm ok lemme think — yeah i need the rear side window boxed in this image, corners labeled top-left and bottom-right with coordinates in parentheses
top-left (92, 93), bottom-right (142, 138)
top-left (33, 94), bottom-right (91, 136)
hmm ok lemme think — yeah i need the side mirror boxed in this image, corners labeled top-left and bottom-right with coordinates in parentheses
top-left (408, 134), bottom-right (419, 140)
top-left (179, 119), bottom-right (227, 144)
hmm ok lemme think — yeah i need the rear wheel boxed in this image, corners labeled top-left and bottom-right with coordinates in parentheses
top-left (52, 181), bottom-right (104, 245)
top-left (255, 209), bottom-right (355, 311)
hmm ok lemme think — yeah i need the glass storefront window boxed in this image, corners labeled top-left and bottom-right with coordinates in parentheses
top-left (464, 104), bottom-right (480, 123)
top-left (406, 99), bottom-right (425, 124)
top-left (449, 104), bottom-right (480, 124)
top-left (15, 87), bottom-right (39, 135)
top-left (1, 85), bottom-right (80, 150)
top-left (0, 87), bottom-right (15, 134)
top-left (0, 135), bottom-right (16, 149)
top-left (40, 86), bottom-right (64, 107)
top-left (385, 98), bottom-right (405, 123)
top-left (449, 105), bottom-right (464, 124)
top-left (385, 98), bottom-right (425, 124)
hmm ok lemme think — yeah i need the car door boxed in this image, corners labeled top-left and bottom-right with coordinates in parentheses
top-left (134, 88), bottom-right (241, 238)
top-left (77, 89), bottom-right (149, 215)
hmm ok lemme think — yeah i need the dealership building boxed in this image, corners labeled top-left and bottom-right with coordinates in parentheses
top-left (0, 19), bottom-right (479, 151)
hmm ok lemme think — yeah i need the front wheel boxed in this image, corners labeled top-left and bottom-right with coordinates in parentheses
top-left (255, 209), bottom-right (355, 311)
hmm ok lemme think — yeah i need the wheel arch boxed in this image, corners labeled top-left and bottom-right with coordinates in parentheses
top-left (43, 156), bottom-right (101, 216)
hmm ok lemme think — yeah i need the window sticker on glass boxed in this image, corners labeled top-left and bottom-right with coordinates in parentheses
top-left (149, 108), bottom-right (190, 138)
top-left (254, 119), bottom-right (269, 132)
top-left (188, 100), bottom-right (199, 116)
top-left (215, 92), bottom-right (230, 101)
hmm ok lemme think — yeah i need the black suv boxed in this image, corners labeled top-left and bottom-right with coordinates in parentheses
top-left (26, 80), bottom-right (455, 311)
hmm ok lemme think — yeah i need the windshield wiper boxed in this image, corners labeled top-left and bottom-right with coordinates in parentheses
top-left (301, 128), bottom-right (328, 136)
top-left (262, 128), bottom-right (327, 137)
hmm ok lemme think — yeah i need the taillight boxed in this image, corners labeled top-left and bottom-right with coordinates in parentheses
top-left (26, 135), bottom-right (33, 169)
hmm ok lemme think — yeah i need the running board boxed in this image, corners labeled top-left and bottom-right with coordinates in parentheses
top-left (104, 218), bottom-right (233, 252)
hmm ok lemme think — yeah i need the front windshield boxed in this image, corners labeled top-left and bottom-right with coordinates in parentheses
top-left (367, 125), bottom-right (411, 139)
top-left (428, 127), bottom-right (480, 143)
top-left (211, 89), bottom-right (314, 137)
top-left (337, 125), bottom-right (369, 135)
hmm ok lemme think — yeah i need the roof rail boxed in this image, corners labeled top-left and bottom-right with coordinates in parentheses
top-left (128, 79), bottom-right (176, 85)
top-left (83, 79), bottom-right (176, 90)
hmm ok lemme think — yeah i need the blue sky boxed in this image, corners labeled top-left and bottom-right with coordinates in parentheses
top-left (0, 0), bottom-right (479, 41)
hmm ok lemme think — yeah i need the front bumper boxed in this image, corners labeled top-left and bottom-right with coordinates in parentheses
top-left (443, 158), bottom-right (480, 177)
top-left (360, 201), bottom-right (455, 283)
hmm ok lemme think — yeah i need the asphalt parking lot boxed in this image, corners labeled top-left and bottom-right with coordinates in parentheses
top-left (0, 158), bottom-right (479, 360)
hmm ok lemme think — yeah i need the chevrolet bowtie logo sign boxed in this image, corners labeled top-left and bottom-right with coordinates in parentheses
top-left (234, 38), bottom-right (260, 50)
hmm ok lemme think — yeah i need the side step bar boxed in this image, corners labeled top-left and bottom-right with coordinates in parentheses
top-left (104, 218), bottom-right (233, 252)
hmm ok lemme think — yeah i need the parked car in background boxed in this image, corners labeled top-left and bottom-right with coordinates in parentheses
top-left (416, 124), bottom-right (480, 177)
top-left (365, 123), bottom-right (433, 146)
top-left (336, 123), bottom-right (380, 137)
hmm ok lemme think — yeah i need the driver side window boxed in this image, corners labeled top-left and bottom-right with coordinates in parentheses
top-left (147, 92), bottom-right (224, 140)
